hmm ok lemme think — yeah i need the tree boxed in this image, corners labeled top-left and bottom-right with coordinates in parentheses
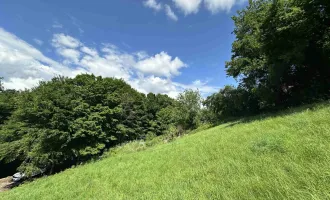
top-left (0, 77), bottom-right (3, 92)
top-left (260, 0), bottom-right (330, 104)
top-left (225, 0), bottom-right (330, 113)
top-left (0, 78), bottom-right (18, 125)
top-left (204, 85), bottom-right (260, 119)
top-left (177, 90), bottom-right (202, 129)
top-left (144, 93), bottom-right (176, 136)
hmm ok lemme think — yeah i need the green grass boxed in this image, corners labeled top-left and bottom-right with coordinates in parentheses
top-left (1, 103), bottom-right (330, 200)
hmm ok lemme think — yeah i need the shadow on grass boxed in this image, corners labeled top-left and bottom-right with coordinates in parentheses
top-left (219, 100), bottom-right (329, 129)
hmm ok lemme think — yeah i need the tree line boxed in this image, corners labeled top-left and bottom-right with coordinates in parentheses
top-left (204, 0), bottom-right (330, 119)
top-left (0, 75), bottom-right (204, 176)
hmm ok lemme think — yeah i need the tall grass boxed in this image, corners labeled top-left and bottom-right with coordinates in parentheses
top-left (1, 103), bottom-right (330, 200)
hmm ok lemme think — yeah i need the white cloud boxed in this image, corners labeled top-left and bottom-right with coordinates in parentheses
top-left (143, 0), bottom-right (162, 11)
top-left (130, 76), bottom-right (219, 98)
top-left (165, 5), bottom-right (178, 21)
top-left (135, 51), bottom-right (187, 77)
top-left (33, 38), bottom-right (43, 46)
top-left (143, 1), bottom-right (180, 21)
top-left (52, 33), bottom-right (81, 49)
top-left (0, 27), bottom-right (219, 98)
top-left (204, 0), bottom-right (241, 13)
top-left (101, 43), bottom-right (118, 54)
top-left (143, 0), bottom-right (246, 17)
top-left (51, 35), bottom-right (134, 81)
top-left (2, 77), bottom-right (43, 90)
top-left (0, 29), bottom-right (55, 67)
top-left (81, 46), bottom-right (98, 57)
top-left (0, 28), bottom-right (84, 89)
top-left (172, 0), bottom-right (202, 15)
top-left (129, 75), bottom-right (179, 97)
top-left (79, 48), bottom-right (133, 81)
top-left (135, 51), bottom-right (149, 60)
top-left (57, 48), bottom-right (81, 64)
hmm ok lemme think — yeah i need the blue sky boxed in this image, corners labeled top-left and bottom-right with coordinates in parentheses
top-left (0, 0), bottom-right (247, 97)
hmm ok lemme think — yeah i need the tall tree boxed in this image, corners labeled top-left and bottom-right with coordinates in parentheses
top-left (226, 0), bottom-right (330, 109)
top-left (177, 90), bottom-right (202, 129)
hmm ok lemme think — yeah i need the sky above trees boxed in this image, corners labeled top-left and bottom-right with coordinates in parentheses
top-left (0, 0), bottom-right (247, 98)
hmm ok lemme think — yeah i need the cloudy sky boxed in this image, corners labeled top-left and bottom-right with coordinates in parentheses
top-left (0, 0), bottom-right (247, 98)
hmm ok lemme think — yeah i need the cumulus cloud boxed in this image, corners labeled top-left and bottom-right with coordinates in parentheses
top-left (165, 5), bottom-right (178, 21)
top-left (0, 28), bottom-right (84, 89)
top-left (0, 27), bottom-right (219, 97)
top-left (129, 75), bottom-right (179, 97)
top-left (135, 51), bottom-right (187, 77)
top-left (204, 0), bottom-right (242, 13)
top-left (135, 51), bottom-right (149, 60)
top-left (143, 0), bottom-right (247, 17)
top-left (172, 0), bottom-right (202, 15)
top-left (130, 76), bottom-right (219, 98)
top-left (143, 0), bottom-right (162, 11)
top-left (57, 48), bottom-right (81, 64)
top-left (2, 77), bottom-right (43, 90)
top-left (79, 47), bottom-right (134, 81)
top-left (51, 36), bottom-right (134, 81)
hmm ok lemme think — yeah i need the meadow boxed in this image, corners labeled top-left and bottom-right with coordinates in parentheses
top-left (1, 103), bottom-right (329, 200)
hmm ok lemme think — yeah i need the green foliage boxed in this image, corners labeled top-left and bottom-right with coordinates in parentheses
top-left (204, 85), bottom-right (259, 119)
top-left (258, 0), bottom-right (330, 104)
top-left (0, 74), bottom-right (202, 176)
top-left (207, 0), bottom-right (330, 120)
top-left (156, 105), bottom-right (179, 127)
top-left (0, 77), bottom-right (3, 92)
top-left (0, 89), bottom-right (18, 125)
top-left (1, 103), bottom-right (329, 199)
top-left (177, 89), bottom-right (202, 129)
top-left (144, 93), bottom-right (176, 136)
top-left (1, 74), bottom-right (141, 174)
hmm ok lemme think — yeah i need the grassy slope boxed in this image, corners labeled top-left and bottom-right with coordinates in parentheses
top-left (1, 103), bottom-right (330, 200)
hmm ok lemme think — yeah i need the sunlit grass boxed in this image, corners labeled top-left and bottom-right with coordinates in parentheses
top-left (1, 103), bottom-right (330, 200)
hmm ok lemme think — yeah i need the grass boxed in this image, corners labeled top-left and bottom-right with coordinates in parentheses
top-left (1, 103), bottom-right (330, 199)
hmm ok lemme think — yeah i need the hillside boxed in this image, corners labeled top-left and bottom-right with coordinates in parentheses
top-left (1, 103), bottom-right (330, 200)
